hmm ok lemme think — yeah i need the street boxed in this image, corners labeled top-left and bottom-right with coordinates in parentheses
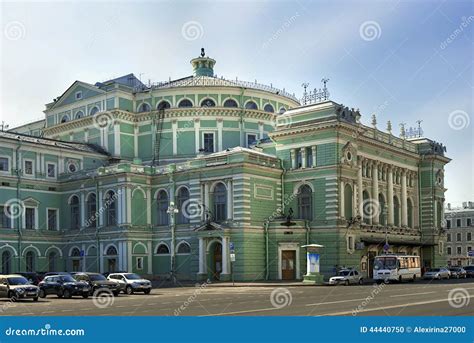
top-left (0, 279), bottom-right (473, 316)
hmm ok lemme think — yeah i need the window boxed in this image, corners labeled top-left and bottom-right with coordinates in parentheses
top-left (86, 193), bottom-right (97, 228)
top-left (106, 246), bottom-right (118, 256)
top-left (447, 220), bottom-right (451, 229)
top-left (468, 218), bottom-right (472, 227)
top-left (0, 206), bottom-right (10, 228)
top-left (201, 98), bottom-right (216, 107)
top-left (296, 149), bottom-right (302, 168)
top-left (213, 183), bottom-right (227, 222)
top-left (347, 235), bottom-right (355, 251)
top-left (70, 196), bottom-right (80, 229)
top-left (89, 107), bottom-right (99, 116)
top-left (468, 246), bottom-right (472, 252)
top-left (263, 104), bottom-right (274, 113)
top-left (156, 244), bottom-right (170, 254)
top-left (457, 246), bottom-right (462, 255)
top-left (393, 196), bottom-right (400, 227)
top-left (247, 134), bottom-right (257, 147)
top-left (177, 242), bottom-right (191, 254)
top-left (24, 160), bottom-right (33, 175)
top-left (137, 103), bottom-right (151, 112)
top-left (306, 147), bottom-right (313, 167)
top-left (447, 233), bottom-right (451, 242)
top-left (344, 184), bottom-right (353, 220)
top-left (178, 99), bottom-right (193, 108)
top-left (47, 163), bottom-right (56, 178)
top-left (297, 185), bottom-right (313, 220)
top-left (176, 188), bottom-right (190, 224)
top-left (104, 191), bottom-right (117, 226)
top-left (60, 115), bottom-right (70, 123)
top-left (457, 219), bottom-right (462, 227)
top-left (407, 198), bottom-right (414, 228)
top-left (468, 232), bottom-right (472, 241)
top-left (157, 101), bottom-right (171, 110)
top-left (245, 101), bottom-right (258, 110)
top-left (457, 233), bottom-right (462, 242)
top-left (25, 251), bottom-right (35, 272)
top-left (25, 208), bottom-right (35, 229)
top-left (70, 248), bottom-right (81, 257)
top-left (0, 157), bottom-right (8, 172)
top-left (279, 107), bottom-right (286, 114)
top-left (203, 133), bottom-right (215, 153)
top-left (48, 252), bottom-right (57, 272)
top-left (2, 251), bottom-right (12, 274)
top-left (75, 111), bottom-right (84, 119)
top-left (75, 91), bottom-right (82, 100)
top-left (447, 247), bottom-right (452, 255)
top-left (223, 99), bottom-right (238, 108)
top-left (136, 257), bottom-right (143, 270)
top-left (47, 209), bottom-right (58, 231)
top-left (157, 190), bottom-right (169, 226)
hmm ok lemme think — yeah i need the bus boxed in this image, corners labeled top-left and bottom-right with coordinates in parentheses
top-left (373, 254), bottom-right (421, 283)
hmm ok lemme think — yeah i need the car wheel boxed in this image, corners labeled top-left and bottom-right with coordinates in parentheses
top-left (8, 292), bottom-right (17, 302)
top-left (399, 276), bottom-right (402, 283)
top-left (63, 289), bottom-right (72, 299)
top-left (125, 286), bottom-right (133, 295)
top-left (33, 297), bottom-right (38, 302)
top-left (113, 291), bottom-right (119, 297)
top-left (144, 289), bottom-right (151, 295)
top-left (57, 289), bottom-right (64, 298)
top-left (412, 275), bottom-right (416, 282)
top-left (358, 278), bottom-right (363, 285)
top-left (344, 280), bottom-right (349, 286)
top-left (436, 275), bottom-right (441, 280)
top-left (39, 289), bottom-right (46, 298)
top-left (82, 293), bottom-right (89, 299)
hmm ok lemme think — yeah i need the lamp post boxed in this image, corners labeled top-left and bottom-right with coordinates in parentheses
top-left (167, 201), bottom-right (179, 284)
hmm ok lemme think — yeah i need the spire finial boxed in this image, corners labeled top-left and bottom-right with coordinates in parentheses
top-left (200, 48), bottom-right (205, 57)
top-left (371, 114), bottom-right (377, 128)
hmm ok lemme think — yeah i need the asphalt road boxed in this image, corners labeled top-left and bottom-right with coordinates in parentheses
top-left (0, 279), bottom-right (473, 316)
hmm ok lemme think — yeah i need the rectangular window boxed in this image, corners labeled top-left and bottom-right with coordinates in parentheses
top-left (47, 163), bottom-right (56, 178)
top-left (25, 208), bottom-right (35, 229)
top-left (457, 219), bottom-right (462, 227)
top-left (468, 218), bottom-right (472, 226)
top-left (467, 246), bottom-right (472, 252)
top-left (457, 233), bottom-right (462, 241)
top-left (47, 209), bottom-right (57, 231)
top-left (0, 206), bottom-right (10, 228)
top-left (347, 235), bottom-right (355, 251)
top-left (0, 157), bottom-right (8, 172)
top-left (306, 147), bottom-right (313, 167)
top-left (468, 232), bottom-right (472, 241)
top-left (136, 257), bottom-right (143, 270)
top-left (457, 246), bottom-right (462, 255)
top-left (447, 247), bottom-right (452, 255)
top-left (246, 134), bottom-right (257, 148)
top-left (24, 160), bottom-right (33, 175)
top-left (203, 133), bottom-right (214, 153)
top-left (296, 149), bottom-right (302, 168)
top-left (75, 91), bottom-right (82, 100)
top-left (447, 233), bottom-right (451, 242)
top-left (446, 220), bottom-right (451, 229)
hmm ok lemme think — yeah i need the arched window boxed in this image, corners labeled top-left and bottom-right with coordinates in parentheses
top-left (264, 104), bottom-right (274, 113)
top-left (157, 190), bottom-right (169, 226)
top-left (75, 111), bottom-right (84, 119)
top-left (86, 193), bottom-right (97, 228)
top-left (213, 183), bottom-right (227, 222)
top-left (89, 107), bottom-right (99, 116)
top-left (25, 251), bottom-right (35, 272)
top-left (157, 101), bottom-right (171, 110)
top-left (104, 191), bottom-right (117, 226)
top-left (344, 184), bottom-right (353, 219)
top-left (60, 115), bottom-right (70, 123)
top-left (245, 101), bottom-right (258, 110)
top-left (1, 250), bottom-right (12, 274)
top-left (223, 99), bottom-right (238, 108)
top-left (176, 188), bottom-right (190, 224)
top-left (156, 244), bottom-right (170, 254)
top-left (297, 185), bottom-right (313, 220)
top-left (137, 103), bottom-right (151, 113)
top-left (279, 107), bottom-right (286, 114)
top-left (378, 194), bottom-right (386, 225)
top-left (48, 251), bottom-right (57, 272)
top-left (177, 242), bottom-right (191, 254)
top-left (436, 201), bottom-right (442, 228)
top-left (393, 196), bottom-right (400, 227)
top-left (70, 195), bottom-right (80, 229)
top-left (106, 246), bottom-right (118, 256)
top-left (407, 198), bottom-right (414, 228)
top-left (70, 248), bottom-right (81, 257)
top-left (178, 99), bottom-right (193, 108)
top-left (201, 98), bottom-right (216, 107)
top-left (362, 191), bottom-right (371, 224)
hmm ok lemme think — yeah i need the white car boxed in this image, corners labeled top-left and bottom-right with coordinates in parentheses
top-left (329, 269), bottom-right (363, 285)
top-left (107, 273), bottom-right (152, 295)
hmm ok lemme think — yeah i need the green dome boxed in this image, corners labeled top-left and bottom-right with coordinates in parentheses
top-left (190, 48), bottom-right (216, 77)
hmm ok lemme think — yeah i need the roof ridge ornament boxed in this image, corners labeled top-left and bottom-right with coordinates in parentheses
top-left (200, 47), bottom-right (205, 57)
top-left (300, 78), bottom-right (330, 105)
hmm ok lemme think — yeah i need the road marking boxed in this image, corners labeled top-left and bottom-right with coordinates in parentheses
top-left (200, 307), bottom-right (279, 316)
top-left (305, 298), bottom-right (368, 306)
top-left (390, 291), bottom-right (435, 297)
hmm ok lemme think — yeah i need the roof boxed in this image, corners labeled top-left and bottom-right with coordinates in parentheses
top-left (198, 146), bottom-right (277, 160)
top-left (0, 131), bottom-right (110, 156)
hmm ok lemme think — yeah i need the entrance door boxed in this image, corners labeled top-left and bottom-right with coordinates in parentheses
top-left (107, 258), bottom-right (116, 272)
top-left (1, 251), bottom-right (11, 275)
top-left (212, 243), bottom-right (222, 280)
top-left (281, 250), bottom-right (296, 280)
top-left (367, 251), bottom-right (376, 278)
top-left (72, 259), bottom-right (80, 272)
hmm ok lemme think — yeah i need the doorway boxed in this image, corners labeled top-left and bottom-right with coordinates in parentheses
top-left (107, 258), bottom-right (116, 272)
top-left (281, 250), bottom-right (296, 280)
top-left (209, 242), bottom-right (222, 280)
top-left (1, 251), bottom-right (11, 274)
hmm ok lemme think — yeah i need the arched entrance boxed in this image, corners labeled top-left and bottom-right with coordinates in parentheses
top-left (208, 241), bottom-right (222, 280)
top-left (2, 250), bottom-right (12, 274)
top-left (105, 246), bottom-right (118, 272)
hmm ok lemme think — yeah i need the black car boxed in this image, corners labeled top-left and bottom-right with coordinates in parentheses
top-left (38, 275), bottom-right (91, 299)
top-left (73, 273), bottom-right (120, 296)
top-left (16, 272), bottom-right (42, 286)
top-left (464, 266), bottom-right (474, 278)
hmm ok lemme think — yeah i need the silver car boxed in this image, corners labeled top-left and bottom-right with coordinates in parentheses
top-left (423, 268), bottom-right (450, 280)
top-left (107, 273), bottom-right (152, 295)
top-left (329, 269), bottom-right (363, 285)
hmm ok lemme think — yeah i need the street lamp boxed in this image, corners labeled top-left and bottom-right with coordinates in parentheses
top-left (167, 201), bottom-right (179, 283)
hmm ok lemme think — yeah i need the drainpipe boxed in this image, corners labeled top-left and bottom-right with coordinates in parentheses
top-left (264, 220), bottom-right (269, 280)
top-left (280, 160), bottom-right (286, 213)
top-left (95, 177), bottom-right (100, 273)
top-left (15, 140), bottom-right (22, 272)
top-left (239, 88), bottom-right (245, 147)
top-left (169, 165), bottom-right (176, 281)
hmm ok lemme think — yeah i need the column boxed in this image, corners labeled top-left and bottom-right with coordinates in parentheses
top-left (340, 181), bottom-right (345, 219)
top-left (301, 148), bottom-right (306, 169)
top-left (291, 149), bottom-right (296, 169)
top-left (80, 192), bottom-right (85, 229)
top-left (372, 163), bottom-right (379, 225)
top-left (147, 241), bottom-right (152, 274)
top-left (133, 125), bottom-right (138, 158)
top-left (217, 119), bottom-right (223, 151)
top-left (84, 129), bottom-right (89, 143)
top-left (194, 119), bottom-right (200, 153)
top-left (221, 236), bottom-right (229, 275)
top-left (118, 242), bottom-right (124, 271)
top-left (357, 158), bottom-right (363, 218)
top-left (172, 120), bottom-right (178, 155)
top-left (387, 166), bottom-right (394, 225)
top-left (259, 122), bottom-right (264, 139)
top-left (226, 179), bottom-right (233, 220)
top-left (99, 242), bottom-right (104, 273)
top-left (81, 243), bottom-right (86, 272)
top-left (146, 188), bottom-right (152, 225)
top-left (98, 190), bottom-right (104, 227)
top-left (352, 182), bottom-right (357, 217)
top-left (127, 241), bottom-right (133, 273)
top-left (126, 186), bottom-right (132, 224)
top-left (401, 169), bottom-right (408, 226)
top-left (311, 146), bottom-right (317, 167)
top-left (198, 238), bottom-right (205, 274)
top-left (114, 121), bottom-right (121, 156)
top-left (204, 182), bottom-right (210, 214)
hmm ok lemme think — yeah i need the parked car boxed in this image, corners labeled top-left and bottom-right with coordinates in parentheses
top-left (423, 268), bottom-right (450, 280)
top-left (449, 267), bottom-right (467, 279)
top-left (328, 269), bottom-right (363, 285)
top-left (107, 273), bottom-right (152, 294)
top-left (38, 275), bottom-right (90, 299)
top-left (16, 272), bottom-right (42, 286)
top-left (464, 266), bottom-right (474, 278)
top-left (42, 272), bottom-right (71, 278)
top-left (73, 273), bottom-right (120, 296)
top-left (0, 275), bottom-right (39, 301)
top-left (102, 271), bottom-right (127, 278)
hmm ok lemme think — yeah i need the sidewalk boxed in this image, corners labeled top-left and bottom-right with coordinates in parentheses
top-left (152, 279), bottom-right (321, 288)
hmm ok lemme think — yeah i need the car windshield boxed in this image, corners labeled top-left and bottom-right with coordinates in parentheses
top-left (449, 268), bottom-right (459, 271)
top-left (124, 273), bottom-right (141, 280)
top-left (374, 257), bottom-right (397, 270)
top-left (338, 271), bottom-right (350, 276)
top-left (60, 275), bottom-right (76, 282)
top-left (8, 277), bottom-right (29, 285)
top-left (429, 268), bottom-right (440, 272)
top-left (89, 274), bottom-right (106, 281)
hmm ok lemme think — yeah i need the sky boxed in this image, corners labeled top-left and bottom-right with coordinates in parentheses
top-left (0, 0), bottom-right (472, 205)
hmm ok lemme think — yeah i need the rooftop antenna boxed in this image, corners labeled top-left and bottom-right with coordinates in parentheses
top-left (301, 82), bottom-right (309, 105)
top-left (416, 120), bottom-right (423, 137)
top-left (138, 73), bottom-right (145, 82)
top-left (321, 78), bottom-right (330, 100)
top-left (0, 121), bottom-right (9, 131)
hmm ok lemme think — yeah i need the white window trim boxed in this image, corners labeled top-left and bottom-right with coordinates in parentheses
top-left (46, 162), bottom-right (57, 179)
top-left (22, 206), bottom-right (39, 230)
top-left (23, 158), bottom-right (35, 177)
top-left (201, 131), bottom-right (216, 153)
top-left (46, 207), bottom-right (60, 231)
top-left (246, 133), bottom-right (258, 148)
top-left (0, 155), bottom-right (11, 175)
